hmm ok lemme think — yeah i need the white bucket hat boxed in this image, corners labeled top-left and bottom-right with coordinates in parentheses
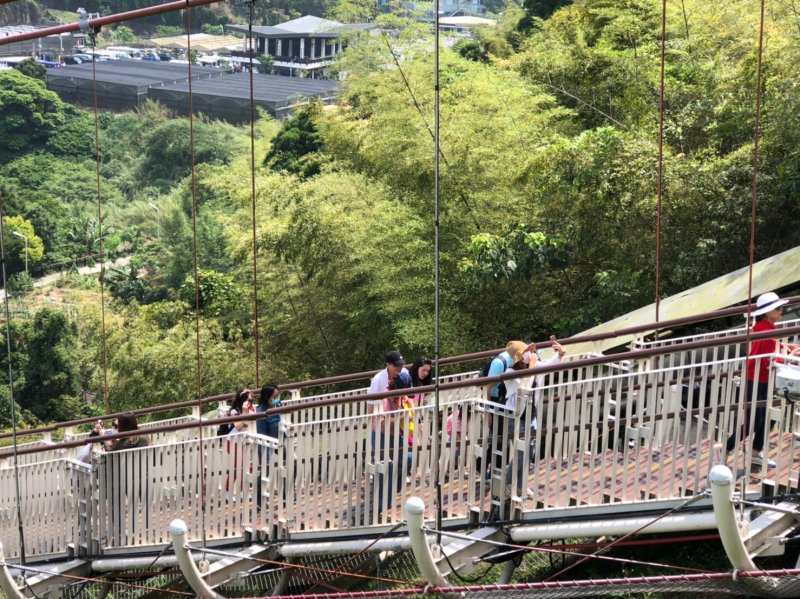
top-left (752, 292), bottom-right (789, 317)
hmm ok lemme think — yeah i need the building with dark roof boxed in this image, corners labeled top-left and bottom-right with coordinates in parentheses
top-left (148, 72), bottom-right (338, 121)
top-left (0, 25), bottom-right (80, 58)
top-left (46, 60), bottom-right (223, 111)
top-left (226, 15), bottom-right (374, 78)
top-left (45, 59), bottom-right (338, 120)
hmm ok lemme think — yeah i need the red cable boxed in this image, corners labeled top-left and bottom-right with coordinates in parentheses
top-left (655, 0), bottom-right (666, 323)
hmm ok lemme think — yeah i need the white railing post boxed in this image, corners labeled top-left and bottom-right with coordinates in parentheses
top-left (169, 519), bottom-right (222, 599)
top-left (709, 465), bottom-right (756, 571)
top-left (0, 542), bottom-right (25, 599)
top-left (404, 497), bottom-right (446, 587)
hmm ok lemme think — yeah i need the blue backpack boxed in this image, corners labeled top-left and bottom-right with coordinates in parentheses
top-left (480, 354), bottom-right (508, 402)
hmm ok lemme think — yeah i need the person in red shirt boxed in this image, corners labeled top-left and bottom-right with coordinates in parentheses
top-left (726, 292), bottom-right (798, 467)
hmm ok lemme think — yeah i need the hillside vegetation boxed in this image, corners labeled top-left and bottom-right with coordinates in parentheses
top-left (0, 0), bottom-right (798, 423)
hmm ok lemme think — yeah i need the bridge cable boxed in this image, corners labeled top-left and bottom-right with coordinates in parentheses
top-left (0, 193), bottom-right (27, 565)
top-left (0, 561), bottom-right (194, 596)
top-left (184, 0), bottom-right (209, 551)
top-left (423, 527), bottom-right (716, 576)
top-left (303, 521), bottom-right (406, 593)
top-left (379, 32), bottom-right (482, 232)
top-left (543, 487), bottom-right (709, 581)
top-left (654, 0), bottom-right (666, 323)
top-left (184, 545), bottom-right (418, 586)
top-left (736, 0), bottom-right (768, 516)
top-left (247, 0), bottom-right (262, 387)
top-left (89, 29), bottom-right (110, 415)
top-left (432, 0), bottom-right (443, 545)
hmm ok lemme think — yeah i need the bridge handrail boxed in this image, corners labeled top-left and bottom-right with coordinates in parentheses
top-left (4, 301), bottom-right (795, 443)
top-left (3, 323), bottom-right (798, 459)
top-left (2, 348), bottom-right (798, 555)
top-left (635, 316), bottom-right (800, 349)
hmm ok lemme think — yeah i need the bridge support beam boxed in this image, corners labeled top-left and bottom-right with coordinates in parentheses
top-left (0, 543), bottom-right (25, 599)
top-left (709, 465), bottom-right (756, 572)
top-left (404, 497), bottom-right (447, 587)
top-left (169, 520), bottom-right (223, 599)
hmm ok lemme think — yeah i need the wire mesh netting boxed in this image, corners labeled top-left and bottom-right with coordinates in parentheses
top-left (58, 550), bottom-right (423, 598)
top-left (57, 558), bottom-right (800, 599)
top-left (268, 571), bottom-right (800, 599)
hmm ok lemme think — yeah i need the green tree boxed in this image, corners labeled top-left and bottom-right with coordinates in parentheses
top-left (179, 268), bottom-right (242, 317)
top-left (264, 102), bottom-right (325, 177)
top-left (3, 215), bottom-right (45, 274)
top-left (256, 54), bottom-right (274, 74)
top-left (519, 0), bottom-right (573, 29)
top-left (137, 118), bottom-right (242, 189)
top-left (153, 25), bottom-right (183, 37)
top-left (328, 0), bottom-right (376, 23)
top-left (0, 70), bottom-right (65, 161)
top-left (6, 272), bottom-right (34, 297)
top-left (454, 38), bottom-right (489, 63)
top-left (20, 309), bottom-right (81, 421)
top-left (13, 57), bottom-right (45, 80)
top-left (110, 25), bottom-right (137, 44)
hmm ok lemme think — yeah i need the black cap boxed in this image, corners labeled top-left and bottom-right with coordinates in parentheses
top-left (385, 350), bottom-right (405, 367)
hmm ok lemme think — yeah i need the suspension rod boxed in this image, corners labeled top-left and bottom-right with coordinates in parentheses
top-left (0, 0), bottom-right (225, 47)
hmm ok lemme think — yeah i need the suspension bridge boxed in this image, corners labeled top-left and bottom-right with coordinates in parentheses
top-left (2, 0), bottom-right (800, 596)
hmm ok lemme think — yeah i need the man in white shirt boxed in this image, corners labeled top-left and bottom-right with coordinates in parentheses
top-left (367, 350), bottom-right (411, 519)
top-left (368, 351), bottom-right (411, 411)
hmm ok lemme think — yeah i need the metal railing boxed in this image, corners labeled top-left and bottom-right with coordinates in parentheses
top-left (0, 459), bottom-right (90, 560)
top-left (4, 301), bottom-right (798, 445)
top-left (0, 329), bottom-right (798, 559)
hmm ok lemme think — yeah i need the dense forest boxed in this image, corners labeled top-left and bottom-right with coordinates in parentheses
top-left (0, 0), bottom-right (799, 426)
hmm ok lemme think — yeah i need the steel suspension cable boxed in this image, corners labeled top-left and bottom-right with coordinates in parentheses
top-left (379, 32), bottom-right (481, 231)
top-left (0, 561), bottom-right (193, 596)
top-left (89, 30), bottom-right (111, 415)
top-left (185, 545), bottom-right (416, 586)
top-left (424, 528), bottom-right (715, 576)
top-left (655, 0), bottom-right (667, 323)
top-left (247, 0), bottom-right (261, 386)
top-left (738, 0), bottom-right (768, 515)
top-left (304, 522), bottom-right (406, 592)
top-left (744, 0), bottom-right (767, 359)
top-left (184, 0), bottom-right (208, 549)
top-left (544, 489), bottom-right (709, 581)
top-left (0, 192), bottom-right (26, 565)
top-left (432, 0), bottom-right (443, 542)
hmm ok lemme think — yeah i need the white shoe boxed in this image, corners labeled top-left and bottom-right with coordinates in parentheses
top-left (751, 452), bottom-right (777, 469)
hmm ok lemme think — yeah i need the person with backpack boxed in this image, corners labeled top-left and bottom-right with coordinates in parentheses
top-left (483, 338), bottom-right (566, 498)
top-left (483, 339), bottom-right (566, 406)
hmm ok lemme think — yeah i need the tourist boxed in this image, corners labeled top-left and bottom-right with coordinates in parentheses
top-left (108, 414), bottom-right (148, 452)
top-left (77, 426), bottom-right (102, 464)
top-left (409, 357), bottom-right (433, 388)
top-left (367, 351), bottom-right (411, 441)
top-left (375, 374), bottom-right (412, 512)
top-left (408, 357), bottom-right (433, 407)
top-left (230, 388), bottom-right (255, 433)
top-left (486, 338), bottom-right (566, 406)
top-left (368, 351), bottom-right (411, 404)
top-left (488, 337), bottom-right (565, 497)
top-left (504, 336), bottom-right (566, 412)
top-left (217, 388), bottom-right (253, 435)
top-left (726, 292), bottom-right (799, 468)
top-left (257, 384), bottom-right (282, 438)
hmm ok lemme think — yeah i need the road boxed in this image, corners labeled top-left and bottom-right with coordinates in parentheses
top-left (0, 255), bottom-right (132, 301)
